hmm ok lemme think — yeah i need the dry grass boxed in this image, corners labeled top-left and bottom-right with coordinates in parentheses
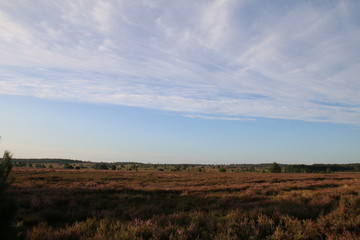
top-left (8, 168), bottom-right (360, 239)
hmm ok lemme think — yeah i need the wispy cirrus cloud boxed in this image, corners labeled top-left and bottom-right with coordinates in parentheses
top-left (183, 114), bottom-right (255, 121)
top-left (0, 0), bottom-right (359, 124)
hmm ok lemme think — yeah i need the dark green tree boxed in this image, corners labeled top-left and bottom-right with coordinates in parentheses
top-left (269, 162), bottom-right (281, 173)
top-left (64, 163), bottom-right (74, 169)
top-left (0, 151), bottom-right (13, 193)
top-left (94, 163), bottom-right (108, 170)
top-left (0, 151), bottom-right (17, 239)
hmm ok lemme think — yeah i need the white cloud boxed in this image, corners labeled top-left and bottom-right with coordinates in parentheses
top-left (0, 0), bottom-right (359, 124)
top-left (183, 114), bottom-right (255, 121)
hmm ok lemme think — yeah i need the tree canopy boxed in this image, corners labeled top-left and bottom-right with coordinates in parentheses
top-left (269, 162), bottom-right (281, 173)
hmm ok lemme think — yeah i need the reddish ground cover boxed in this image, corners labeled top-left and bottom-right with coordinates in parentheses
top-left (7, 168), bottom-right (360, 239)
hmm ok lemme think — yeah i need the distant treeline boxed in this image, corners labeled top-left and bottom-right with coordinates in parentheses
top-left (283, 163), bottom-right (360, 173)
top-left (13, 158), bottom-right (88, 164)
top-left (11, 158), bottom-right (360, 173)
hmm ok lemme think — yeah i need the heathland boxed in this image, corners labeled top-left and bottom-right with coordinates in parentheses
top-left (4, 165), bottom-right (360, 240)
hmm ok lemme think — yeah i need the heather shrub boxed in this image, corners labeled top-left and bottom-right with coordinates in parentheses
top-left (10, 169), bottom-right (360, 239)
top-left (317, 195), bottom-right (360, 238)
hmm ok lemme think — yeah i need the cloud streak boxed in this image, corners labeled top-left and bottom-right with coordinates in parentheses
top-left (183, 114), bottom-right (256, 121)
top-left (0, 0), bottom-right (360, 124)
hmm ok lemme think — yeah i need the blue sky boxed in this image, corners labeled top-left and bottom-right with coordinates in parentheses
top-left (0, 0), bottom-right (359, 164)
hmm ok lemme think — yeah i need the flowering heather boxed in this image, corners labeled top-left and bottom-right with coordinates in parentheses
top-left (8, 168), bottom-right (360, 239)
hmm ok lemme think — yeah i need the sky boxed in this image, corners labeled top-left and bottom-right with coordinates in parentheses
top-left (0, 0), bottom-right (359, 164)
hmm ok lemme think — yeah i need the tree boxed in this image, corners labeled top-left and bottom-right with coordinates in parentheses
top-left (94, 163), bottom-right (108, 170)
top-left (0, 151), bottom-right (13, 193)
top-left (0, 151), bottom-right (17, 239)
top-left (269, 162), bottom-right (281, 173)
top-left (64, 163), bottom-right (74, 169)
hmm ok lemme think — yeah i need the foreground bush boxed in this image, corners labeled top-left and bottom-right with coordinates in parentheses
top-left (26, 201), bottom-right (360, 240)
top-left (24, 193), bottom-right (360, 240)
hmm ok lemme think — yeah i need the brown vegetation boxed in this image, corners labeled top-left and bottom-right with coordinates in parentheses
top-left (8, 168), bottom-right (360, 239)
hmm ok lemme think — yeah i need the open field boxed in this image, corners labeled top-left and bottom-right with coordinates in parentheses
top-left (7, 168), bottom-right (360, 239)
